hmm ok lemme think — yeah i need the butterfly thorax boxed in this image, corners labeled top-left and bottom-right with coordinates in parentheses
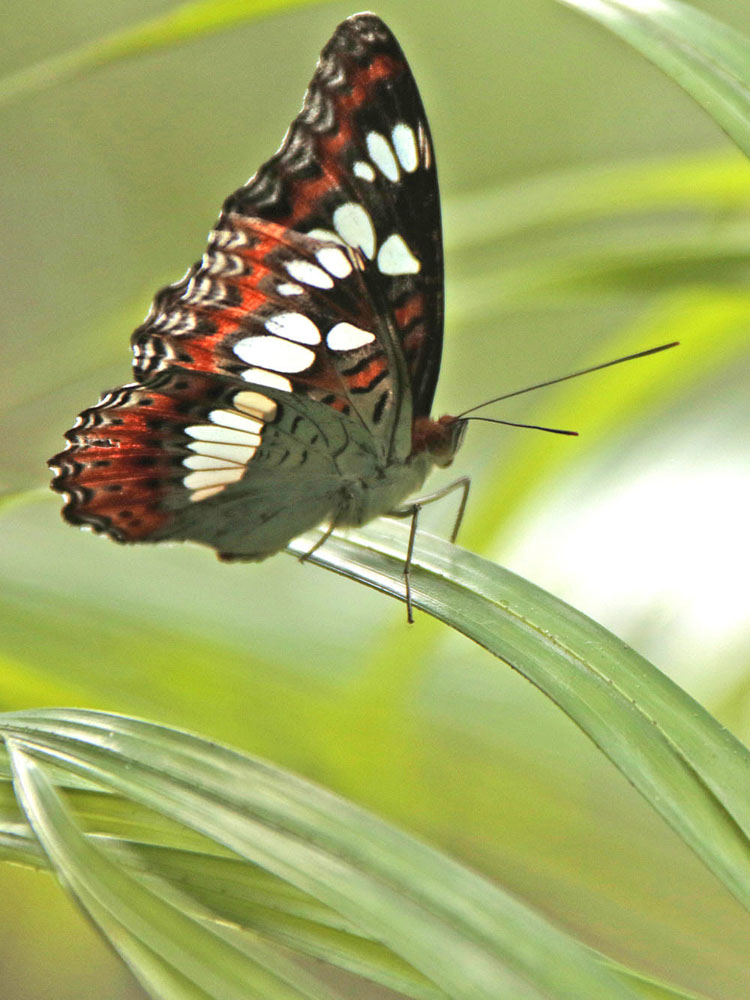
top-left (337, 413), bottom-right (466, 525)
top-left (333, 450), bottom-right (433, 528)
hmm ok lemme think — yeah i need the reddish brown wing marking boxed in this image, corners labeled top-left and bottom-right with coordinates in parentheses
top-left (48, 365), bottom-right (385, 557)
top-left (50, 375), bottom-right (206, 542)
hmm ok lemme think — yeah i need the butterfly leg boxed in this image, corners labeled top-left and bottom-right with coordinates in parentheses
top-left (388, 476), bottom-right (471, 623)
top-left (298, 518), bottom-right (338, 564)
top-left (298, 486), bottom-right (356, 563)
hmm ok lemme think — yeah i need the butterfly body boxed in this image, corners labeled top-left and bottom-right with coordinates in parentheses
top-left (49, 14), bottom-right (465, 563)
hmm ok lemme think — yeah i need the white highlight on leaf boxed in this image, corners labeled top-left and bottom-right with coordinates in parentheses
top-left (234, 335), bottom-right (315, 373)
top-left (333, 203), bottom-right (376, 259)
top-left (366, 131), bottom-right (400, 182)
top-left (184, 467), bottom-right (244, 491)
top-left (241, 368), bottom-right (292, 392)
top-left (316, 246), bottom-right (352, 278)
top-left (353, 160), bottom-right (376, 182)
top-left (185, 423), bottom-right (261, 446)
top-left (233, 390), bottom-right (277, 420)
top-left (209, 409), bottom-right (264, 436)
top-left (285, 259), bottom-right (334, 289)
top-left (183, 455), bottom-right (241, 471)
top-left (326, 322), bottom-right (376, 352)
top-left (189, 485), bottom-right (225, 503)
top-left (377, 233), bottom-right (421, 275)
top-left (187, 440), bottom-right (258, 464)
top-left (264, 312), bottom-right (321, 345)
top-left (277, 282), bottom-right (304, 296)
top-left (391, 123), bottom-right (419, 172)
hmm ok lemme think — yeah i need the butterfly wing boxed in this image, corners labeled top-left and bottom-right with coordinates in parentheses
top-left (234, 12), bottom-right (444, 420)
top-left (136, 13), bottom-right (444, 432)
top-left (50, 14), bottom-right (444, 557)
top-left (50, 366), bottom-right (387, 560)
top-left (131, 216), bottom-right (410, 460)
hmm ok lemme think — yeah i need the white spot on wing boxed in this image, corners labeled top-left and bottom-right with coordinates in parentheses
top-left (233, 391), bottom-right (277, 420)
top-left (366, 131), bottom-right (400, 182)
top-left (185, 423), bottom-right (261, 446)
top-left (326, 322), bottom-right (376, 352)
top-left (333, 203), bottom-right (376, 259)
top-left (392, 123), bottom-right (419, 172)
top-left (184, 467), bottom-right (244, 491)
top-left (285, 259), bottom-right (334, 289)
top-left (307, 227), bottom-right (344, 244)
top-left (353, 160), bottom-right (376, 182)
top-left (189, 485), bottom-right (225, 503)
top-left (265, 312), bottom-right (320, 345)
top-left (210, 229), bottom-right (248, 250)
top-left (209, 409), bottom-right (264, 436)
top-left (418, 121), bottom-right (432, 168)
top-left (234, 335), bottom-right (315, 373)
top-left (377, 233), bottom-right (421, 275)
top-left (241, 368), bottom-right (292, 392)
top-left (316, 246), bottom-right (352, 278)
top-left (183, 455), bottom-right (241, 471)
top-left (187, 440), bottom-right (257, 464)
top-left (277, 282), bottom-right (304, 296)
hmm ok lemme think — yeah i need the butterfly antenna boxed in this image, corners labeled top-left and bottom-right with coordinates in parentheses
top-left (463, 416), bottom-right (578, 436)
top-left (456, 342), bottom-right (679, 419)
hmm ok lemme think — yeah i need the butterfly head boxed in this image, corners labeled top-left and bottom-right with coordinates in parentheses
top-left (412, 415), bottom-right (468, 469)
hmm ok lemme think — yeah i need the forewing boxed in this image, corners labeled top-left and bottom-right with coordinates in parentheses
top-left (222, 13), bottom-right (443, 419)
top-left (131, 216), bottom-right (409, 460)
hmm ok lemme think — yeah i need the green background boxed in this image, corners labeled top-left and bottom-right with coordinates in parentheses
top-left (1, 0), bottom-right (749, 997)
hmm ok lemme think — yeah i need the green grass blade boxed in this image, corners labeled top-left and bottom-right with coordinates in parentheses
top-left (555, 0), bottom-right (750, 157)
top-left (4, 495), bottom-right (750, 923)
top-left (6, 744), bottom-right (342, 1000)
top-left (0, 0), bottom-right (324, 108)
top-left (278, 522), bottom-right (750, 910)
top-left (0, 710), bottom-right (643, 1000)
top-left (0, 775), bottom-right (709, 1000)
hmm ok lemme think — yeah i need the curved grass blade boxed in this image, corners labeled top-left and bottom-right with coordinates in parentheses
top-left (0, 774), bottom-right (708, 1000)
top-left (0, 0), bottom-right (324, 108)
top-left (6, 743), bottom-right (342, 1000)
top-left (3, 492), bottom-right (750, 922)
top-left (0, 710), bottom-right (642, 1000)
top-left (555, 0), bottom-right (750, 158)
top-left (277, 521), bottom-right (750, 911)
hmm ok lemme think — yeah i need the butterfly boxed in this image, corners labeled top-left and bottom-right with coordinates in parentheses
top-left (49, 13), bottom-right (469, 619)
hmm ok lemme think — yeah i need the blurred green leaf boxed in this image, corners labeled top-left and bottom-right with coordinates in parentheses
top-left (5, 483), bottom-right (750, 928)
top-left (444, 152), bottom-right (750, 252)
top-left (461, 289), bottom-right (750, 548)
top-left (0, 0), bottom-right (325, 107)
top-left (555, 0), bottom-right (750, 158)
